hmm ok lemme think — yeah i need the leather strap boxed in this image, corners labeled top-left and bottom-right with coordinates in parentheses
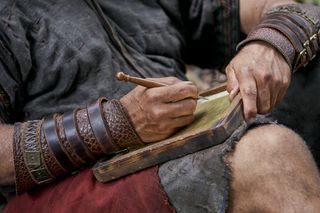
top-left (39, 125), bottom-right (68, 177)
top-left (87, 97), bottom-right (120, 155)
top-left (258, 21), bottom-right (308, 67)
top-left (23, 121), bottom-right (54, 184)
top-left (63, 109), bottom-right (95, 163)
top-left (103, 99), bottom-right (144, 149)
top-left (238, 4), bottom-right (320, 72)
top-left (264, 15), bottom-right (313, 61)
top-left (13, 123), bottom-right (37, 194)
top-left (43, 116), bottom-right (76, 172)
top-left (237, 27), bottom-right (295, 70)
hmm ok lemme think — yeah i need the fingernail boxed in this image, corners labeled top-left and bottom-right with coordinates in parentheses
top-left (230, 89), bottom-right (236, 99)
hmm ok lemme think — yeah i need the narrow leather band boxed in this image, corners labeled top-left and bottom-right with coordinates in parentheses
top-left (13, 123), bottom-right (37, 194)
top-left (39, 126), bottom-right (67, 177)
top-left (87, 97), bottom-right (120, 155)
top-left (23, 121), bottom-right (54, 185)
top-left (237, 27), bottom-right (295, 70)
top-left (103, 99), bottom-right (144, 149)
top-left (55, 114), bottom-right (84, 166)
top-left (258, 21), bottom-right (308, 65)
top-left (63, 109), bottom-right (95, 163)
top-left (261, 16), bottom-right (313, 61)
top-left (43, 116), bottom-right (76, 171)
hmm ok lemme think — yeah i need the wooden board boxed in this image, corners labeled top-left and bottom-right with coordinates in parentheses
top-left (93, 86), bottom-right (243, 183)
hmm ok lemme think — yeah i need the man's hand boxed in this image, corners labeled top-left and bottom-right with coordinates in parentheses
top-left (120, 77), bottom-right (198, 143)
top-left (226, 41), bottom-right (291, 121)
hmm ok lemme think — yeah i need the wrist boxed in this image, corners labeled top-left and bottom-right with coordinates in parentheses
top-left (237, 3), bottom-right (320, 72)
top-left (13, 97), bottom-right (144, 194)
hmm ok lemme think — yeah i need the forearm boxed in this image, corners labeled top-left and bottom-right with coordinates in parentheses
top-left (0, 125), bottom-right (14, 186)
top-left (2, 98), bottom-right (143, 194)
top-left (240, 0), bottom-right (295, 34)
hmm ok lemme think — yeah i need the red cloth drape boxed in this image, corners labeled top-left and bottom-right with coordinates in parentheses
top-left (5, 166), bottom-right (174, 213)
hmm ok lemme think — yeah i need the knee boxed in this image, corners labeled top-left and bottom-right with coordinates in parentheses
top-left (227, 124), bottom-right (308, 166)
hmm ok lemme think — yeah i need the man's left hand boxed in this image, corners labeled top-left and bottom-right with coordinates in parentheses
top-left (226, 41), bottom-right (291, 121)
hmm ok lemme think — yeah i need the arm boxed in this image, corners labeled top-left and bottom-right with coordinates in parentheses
top-left (0, 78), bottom-right (197, 194)
top-left (239, 0), bottom-right (294, 34)
top-left (227, 0), bottom-right (320, 120)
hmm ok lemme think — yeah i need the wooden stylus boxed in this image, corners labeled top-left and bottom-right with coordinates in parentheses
top-left (116, 72), bottom-right (229, 100)
top-left (116, 72), bottom-right (167, 88)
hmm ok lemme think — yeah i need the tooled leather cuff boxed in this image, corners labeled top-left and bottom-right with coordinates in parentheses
top-left (102, 99), bottom-right (144, 150)
top-left (237, 3), bottom-right (320, 72)
top-left (13, 97), bottom-right (144, 194)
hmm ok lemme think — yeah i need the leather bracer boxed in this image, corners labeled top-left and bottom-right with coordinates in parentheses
top-left (237, 4), bottom-right (320, 72)
top-left (13, 98), bottom-right (144, 194)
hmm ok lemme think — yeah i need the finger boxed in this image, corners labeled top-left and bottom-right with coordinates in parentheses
top-left (165, 98), bottom-right (197, 118)
top-left (270, 67), bottom-right (282, 109)
top-left (144, 114), bottom-right (194, 135)
top-left (226, 65), bottom-right (240, 101)
top-left (254, 69), bottom-right (272, 114)
top-left (164, 115), bottom-right (195, 130)
top-left (275, 74), bottom-right (290, 106)
top-left (235, 67), bottom-right (258, 121)
top-left (146, 82), bottom-right (198, 103)
top-left (147, 76), bottom-right (182, 85)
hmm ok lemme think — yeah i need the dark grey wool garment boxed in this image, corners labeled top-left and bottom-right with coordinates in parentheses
top-left (0, 0), bottom-right (241, 212)
top-left (1, 0), bottom-right (319, 212)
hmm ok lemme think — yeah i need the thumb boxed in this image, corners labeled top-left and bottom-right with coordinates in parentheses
top-left (226, 65), bottom-right (239, 100)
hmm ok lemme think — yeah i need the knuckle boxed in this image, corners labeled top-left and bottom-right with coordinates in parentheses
top-left (259, 105), bottom-right (271, 114)
top-left (259, 71), bottom-right (272, 81)
top-left (225, 64), bottom-right (232, 75)
top-left (157, 123), bottom-right (168, 133)
top-left (145, 90), bottom-right (156, 101)
top-left (189, 85), bottom-right (198, 96)
top-left (166, 77), bottom-right (179, 84)
top-left (185, 100), bottom-right (197, 113)
top-left (246, 107), bottom-right (257, 118)
top-left (282, 77), bottom-right (290, 87)
top-left (186, 115), bottom-right (195, 124)
top-left (150, 109), bottom-right (162, 120)
top-left (243, 87), bottom-right (257, 97)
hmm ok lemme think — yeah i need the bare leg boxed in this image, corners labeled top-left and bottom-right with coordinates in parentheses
top-left (227, 124), bottom-right (320, 213)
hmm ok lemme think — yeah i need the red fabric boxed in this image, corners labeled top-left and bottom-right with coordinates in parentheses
top-left (5, 166), bottom-right (174, 213)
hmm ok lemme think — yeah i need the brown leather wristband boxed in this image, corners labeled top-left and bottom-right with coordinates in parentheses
top-left (23, 120), bottom-right (54, 185)
top-left (39, 124), bottom-right (68, 178)
top-left (13, 97), bottom-right (144, 193)
top-left (237, 3), bottom-right (320, 72)
top-left (87, 97), bottom-right (120, 155)
top-left (63, 108), bottom-right (95, 163)
top-left (43, 116), bottom-right (77, 172)
top-left (237, 27), bottom-right (295, 70)
top-left (13, 123), bottom-right (37, 194)
top-left (102, 99), bottom-right (144, 150)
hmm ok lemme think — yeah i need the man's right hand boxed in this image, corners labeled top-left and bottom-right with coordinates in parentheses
top-left (120, 77), bottom-right (198, 143)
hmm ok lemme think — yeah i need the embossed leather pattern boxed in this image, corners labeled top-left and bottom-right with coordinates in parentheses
top-left (13, 123), bottom-right (37, 194)
top-left (23, 120), bottom-right (54, 184)
top-left (102, 99), bottom-right (144, 149)
top-left (77, 108), bottom-right (105, 157)
top-left (87, 97), bottom-right (120, 155)
top-left (13, 98), bottom-right (144, 194)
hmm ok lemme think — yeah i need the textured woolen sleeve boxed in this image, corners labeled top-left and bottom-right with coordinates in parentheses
top-left (182, 0), bottom-right (241, 70)
top-left (0, 4), bottom-right (33, 121)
